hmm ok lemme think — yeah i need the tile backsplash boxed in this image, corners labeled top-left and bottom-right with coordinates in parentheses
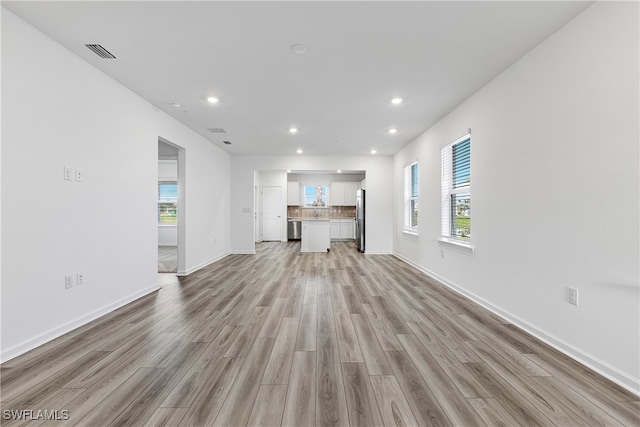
top-left (287, 205), bottom-right (355, 218)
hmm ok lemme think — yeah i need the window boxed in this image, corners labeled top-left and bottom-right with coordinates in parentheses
top-left (158, 182), bottom-right (178, 225)
top-left (404, 162), bottom-right (418, 232)
top-left (441, 134), bottom-right (471, 245)
top-left (303, 185), bottom-right (327, 207)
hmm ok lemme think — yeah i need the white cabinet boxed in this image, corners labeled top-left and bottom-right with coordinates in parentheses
top-left (330, 218), bottom-right (355, 240)
top-left (330, 220), bottom-right (340, 239)
top-left (287, 182), bottom-right (300, 206)
top-left (301, 220), bottom-right (331, 252)
top-left (344, 182), bottom-right (358, 205)
top-left (331, 182), bottom-right (345, 205)
top-left (340, 219), bottom-right (355, 239)
top-left (331, 181), bottom-right (357, 206)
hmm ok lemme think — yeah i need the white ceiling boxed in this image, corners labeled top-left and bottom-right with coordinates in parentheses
top-left (4, 1), bottom-right (592, 156)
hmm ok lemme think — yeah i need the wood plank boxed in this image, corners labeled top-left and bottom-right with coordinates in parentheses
top-left (397, 333), bottom-right (486, 427)
top-left (247, 384), bottom-right (288, 427)
top-left (468, 398), bottom-right (521, 427)
top-left (316, 331), bottom-right (350, 427)
top-left (282, 351), bottom-right (317, 427)
top-left (256, 297), bottom-right (289, 339)
top-left (385, 350), bottom-right (452, 427)
top-left (178, 357), bottom-right (243, 427)
top-left (407, 322), bottom-right (490, 398)
top-left (212, 338), bottom-right (275, 426)
top-left (370, 375), bottom-right (419, 427)
top-left (342, 362), bottom-right (384, 427)
top-left (335, 310), bottom-right (364, 363)
top-left (262, 317), bottom-right (299, 384)
top-left (296, 303), bottom-right (318, 351)
top-left (224, 305), bottom-right (270, 357)
top-left (361, 303), bottom-right (402, 351)
top-left (351, 313), bottom-right (393, 375)
top-left (142, 407), bottom-right (188, 427)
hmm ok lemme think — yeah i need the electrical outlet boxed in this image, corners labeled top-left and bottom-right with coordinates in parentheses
top-left (75, 169), bottom-right (83, 182)
top-left (77, 271), bottom-right (84, 286)
top-left (568, 287), bottom-right (579, 306)
top-left (65, 274), bottom-right (74, 289)
top-left (64, 166), bottom-right (73, 181)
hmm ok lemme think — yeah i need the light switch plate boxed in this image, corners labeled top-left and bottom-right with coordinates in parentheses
top-left (64, 166), bottom-right (73, 181)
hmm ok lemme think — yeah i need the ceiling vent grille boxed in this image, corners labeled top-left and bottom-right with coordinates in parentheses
top-left (207, 127), bottom-right (228, 134)
top-left (85, 44), bottom-right (117, 59)
top-left (223, 141), bottom-right (232, 145)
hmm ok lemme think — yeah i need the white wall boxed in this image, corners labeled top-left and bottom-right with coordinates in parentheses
top-left (393, 2), bottom-right (639, 393)
top-left (231, 155), bottom-right (393, 254)
top-left (1, 9), bottom-right (231, 361)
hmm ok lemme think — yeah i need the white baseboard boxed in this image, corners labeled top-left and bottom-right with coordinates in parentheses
top-left (231, 249), bottom-right (257, 255)
top-left (177, 251), bottom-right (232, 276)
top-left (363, 250), bottom-right (393, 255)
top-left (393, 252), bottom-right (640, 397)
top-left (0, 283), bottom-right (160, 364)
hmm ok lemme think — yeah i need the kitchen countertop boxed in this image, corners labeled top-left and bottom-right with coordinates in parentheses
top-left (288, 217), bottom-right (354, 221)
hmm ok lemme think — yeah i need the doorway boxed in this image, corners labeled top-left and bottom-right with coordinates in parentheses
top-left (158, 138), bottom-right (184, 274)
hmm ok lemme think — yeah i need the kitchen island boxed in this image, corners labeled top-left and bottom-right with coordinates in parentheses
top-left (300, 219), bottom-right (330, 252)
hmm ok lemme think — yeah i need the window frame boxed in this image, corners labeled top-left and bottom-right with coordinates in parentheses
top-left (403, 161), bottom-right (419, 234)
top-left (158, 181), bottom-right (178, 226)
top-left (440, 134), bottom-right (473, 250)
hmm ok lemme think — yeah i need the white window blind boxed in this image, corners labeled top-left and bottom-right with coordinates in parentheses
top-left (441, 134), bottom-right (471, 243)
top-left (404, 162), bottom-right (418, 232)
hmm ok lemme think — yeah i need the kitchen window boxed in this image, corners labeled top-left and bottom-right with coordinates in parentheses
top-left (404, 162), bottom-right (418, 233)
top-left (303, 185), bottom-right (328, 207)
top-left (158, 182), bottom-right (178, 225)
top-left (441, 134), bottom-right (471, 247)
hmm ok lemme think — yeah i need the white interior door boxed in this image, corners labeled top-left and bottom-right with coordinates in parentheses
top-left (262, 186), bottom-right (282, 241)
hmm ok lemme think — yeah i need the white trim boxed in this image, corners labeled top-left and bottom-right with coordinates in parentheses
top-left (176, 251), bottom-right (232, 276)
top-left (403, 230), bottom-right (419, 237)
top-left (362, 250), bottom-right (393, 255)
top-left (439, 237), bottom-right (474, 252)
top-left (0, 283), bottom-right (160, 363)
top-left (231, 249), bottom-right (257, 255)
top-left (392, 252), bottom-right (640, 396)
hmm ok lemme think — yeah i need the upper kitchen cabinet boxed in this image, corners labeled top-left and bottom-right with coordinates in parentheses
top-left (331, 182), bottom-right (345, 205)
top-left (330, 182), bottom-right (358, 206)
top-left (287, 181), bottom-right (301, 206)
top-left (344, 182), bottom-right (358, 205)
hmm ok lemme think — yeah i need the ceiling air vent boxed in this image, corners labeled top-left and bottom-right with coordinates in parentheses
top-left (85, 44), bottom-right (117, 59)
top-left (223, 141), bottom-right (232, 145)
top-left (207, 128), bottom-right (228, 134)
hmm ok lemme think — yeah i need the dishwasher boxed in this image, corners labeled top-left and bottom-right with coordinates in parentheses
top-left (288, 219), bottom-right (301, 240)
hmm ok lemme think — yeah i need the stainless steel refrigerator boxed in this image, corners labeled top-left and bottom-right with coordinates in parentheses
top-left (356, 189), bottom-right (365, 252)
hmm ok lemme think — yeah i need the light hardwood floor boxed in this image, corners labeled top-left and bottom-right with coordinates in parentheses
top-left (1, 241), bottom-right (638, 426)
top-left (158, 246), bottom-right (177, 273)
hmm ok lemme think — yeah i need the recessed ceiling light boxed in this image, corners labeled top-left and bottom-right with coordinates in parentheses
top-left (289, 127), bottom-right (298, 134)
top-left (296, 149), bottom-right (303, 154)
top-left (337, 170), bottom-right (342, 173)
top-left (391, 97), bottom-right (403, 105)
top-left (389, 128), bottom-right (397, 134)
top-left (287, 170), bottom-right (292, 173)
top-left (169, 102), bottom-right (182, 109)
top-left (207, 96), bottom-right (219, 103)
top-left (371, 149), bottom-right (377, 154)
top-left (291, 44), bottom-right (307, 54)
